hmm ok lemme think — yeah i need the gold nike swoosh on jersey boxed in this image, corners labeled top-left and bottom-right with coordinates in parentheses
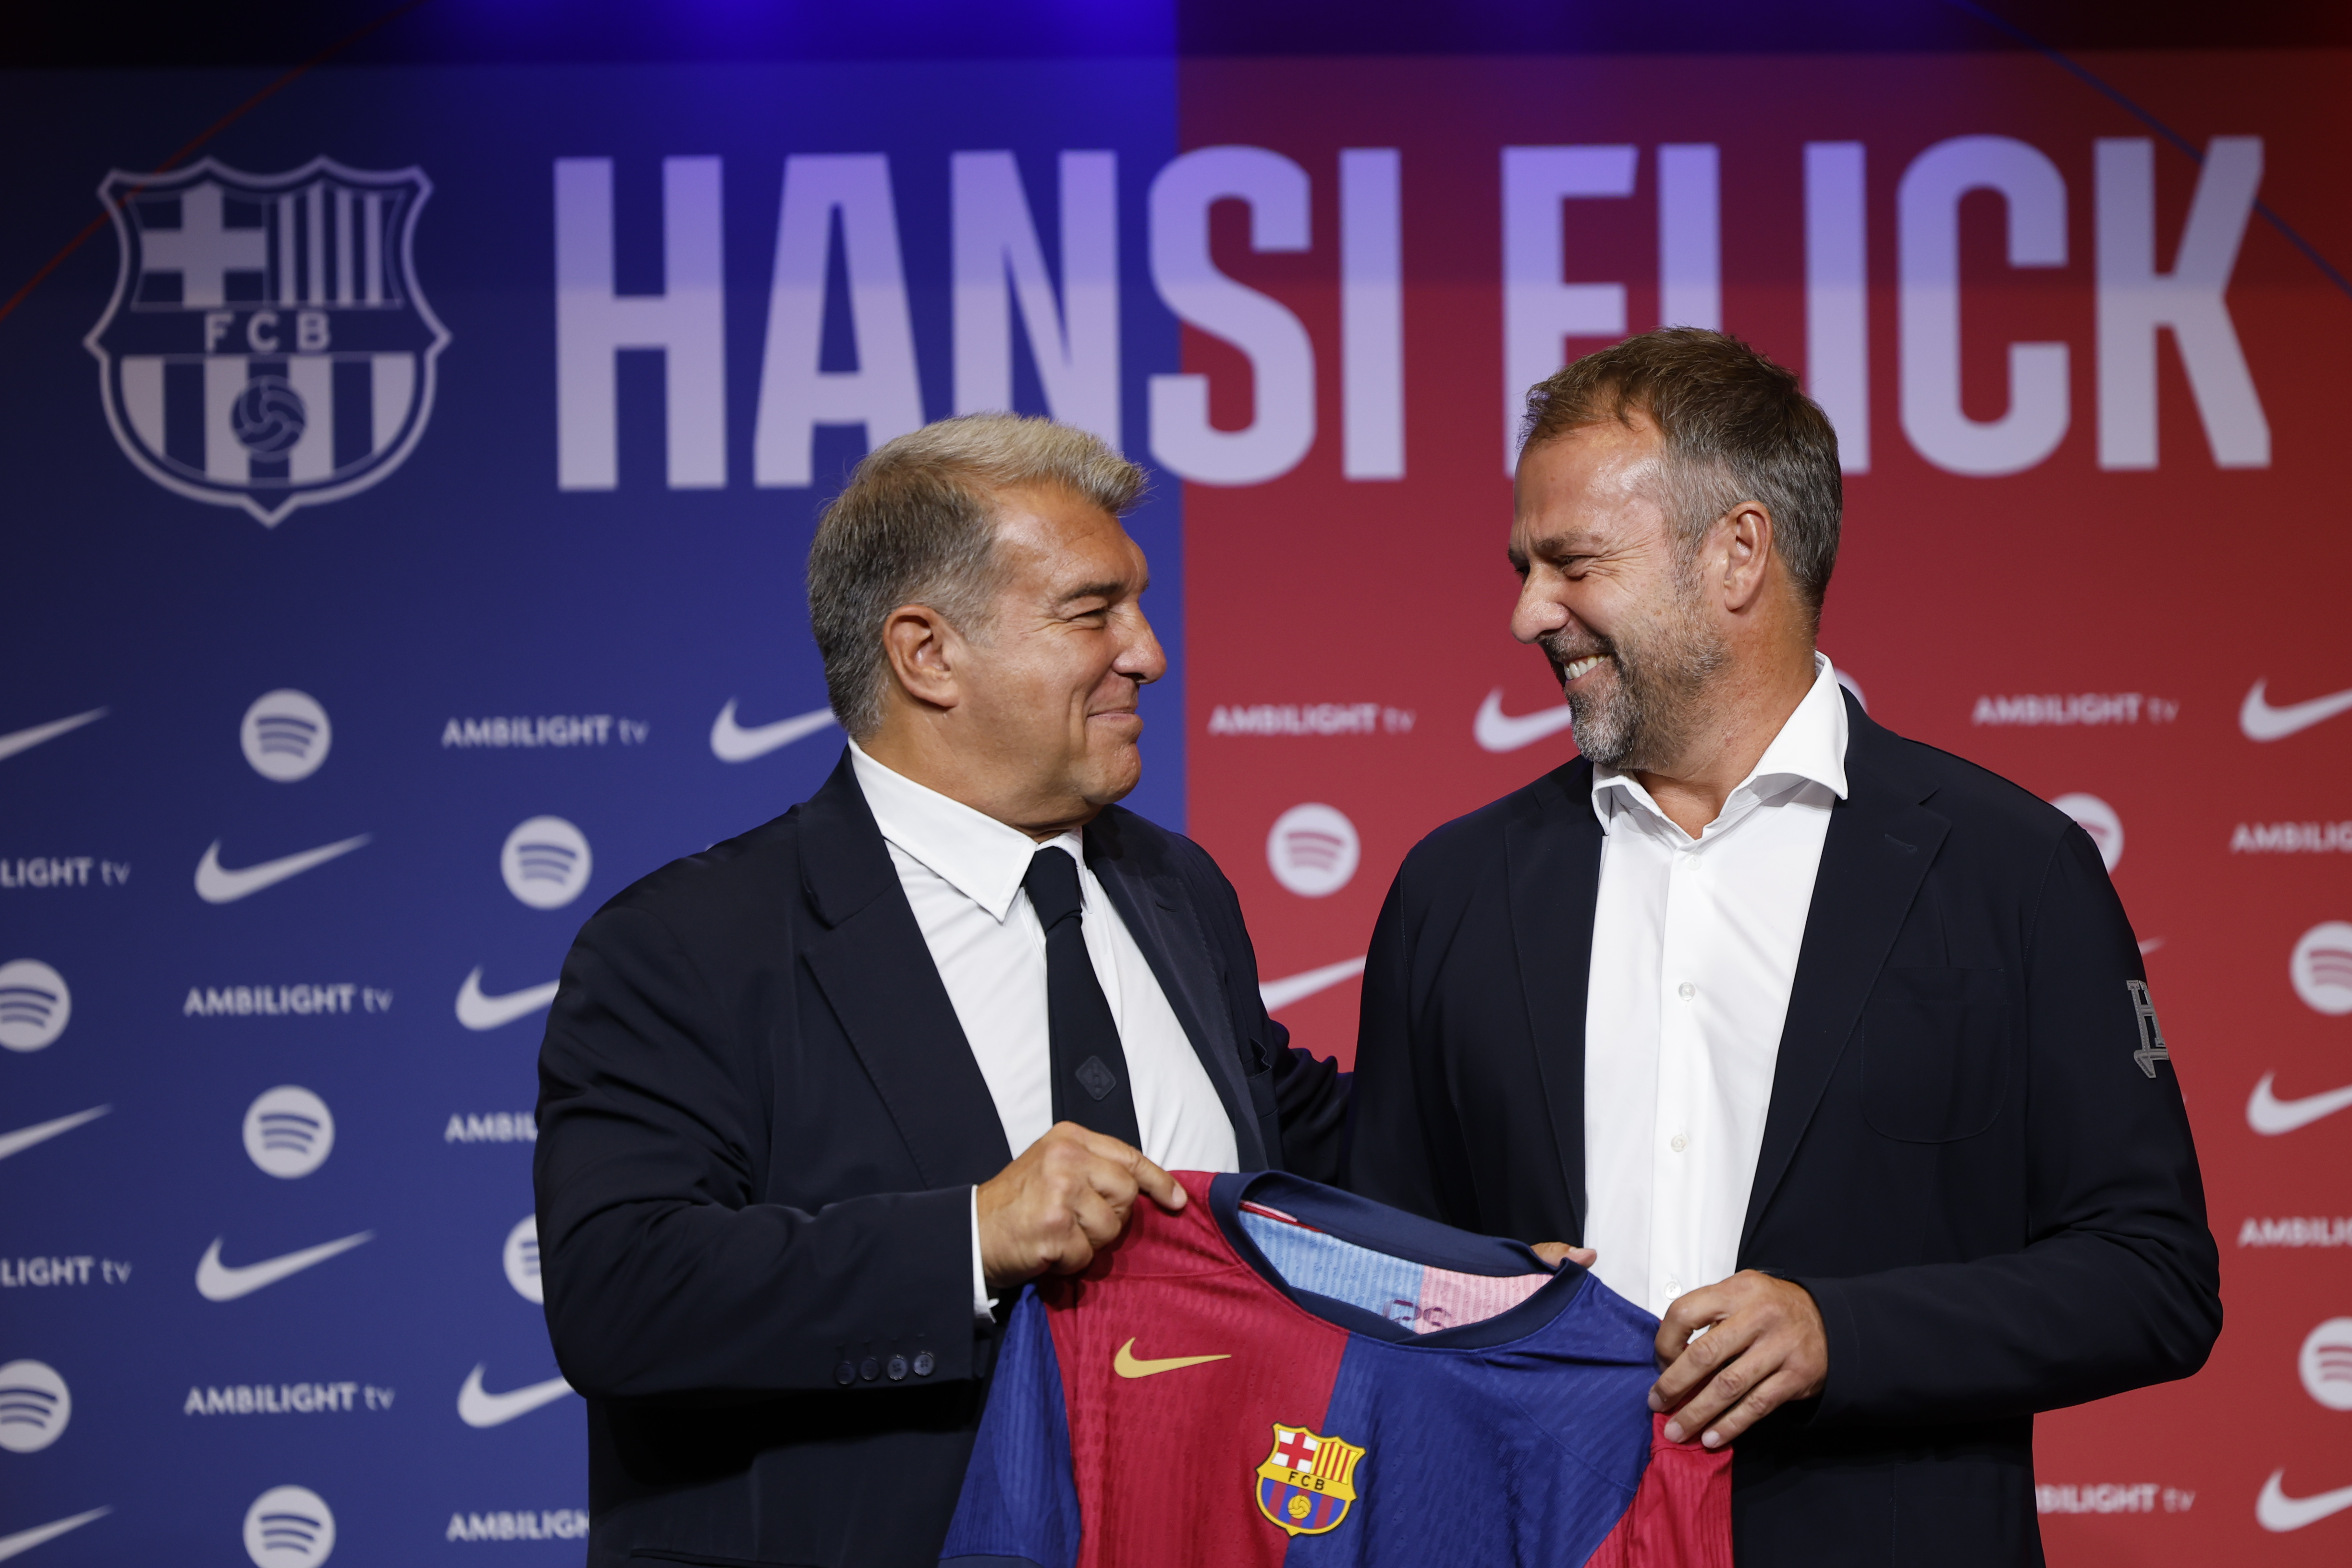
top-left (1113, 1338), bottom-right (1232, 1378)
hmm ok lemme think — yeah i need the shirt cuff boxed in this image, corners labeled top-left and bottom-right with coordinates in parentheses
top-left (970, 1187), bottom-right (998, 1321)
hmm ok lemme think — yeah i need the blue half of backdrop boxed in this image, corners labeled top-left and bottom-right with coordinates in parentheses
top-left (0, 59), bottom-right (1181, 1565)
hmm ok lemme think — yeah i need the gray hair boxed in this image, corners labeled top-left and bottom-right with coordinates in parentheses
top-left (807, 414), bottom-right (1146, 737)
top-left (1521, 327), bottom-right (1842, 623)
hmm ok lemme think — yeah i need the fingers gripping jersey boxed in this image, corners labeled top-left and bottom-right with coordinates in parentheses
top-left (943, 1172), bottom-right (1731, 1568)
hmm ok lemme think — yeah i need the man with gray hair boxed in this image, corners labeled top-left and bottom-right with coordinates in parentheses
top-left (1346, 329), bottom-right (2218, 1564)
top-left (535, 414), bottom-right (1345, 1568)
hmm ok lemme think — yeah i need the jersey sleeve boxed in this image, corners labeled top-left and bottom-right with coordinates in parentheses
top-left (940, 1287), bottom-right (1081, 1568)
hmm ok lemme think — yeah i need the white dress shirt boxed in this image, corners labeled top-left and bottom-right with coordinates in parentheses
top-left (846, 742), bottom-right (1239, 1313)
top-left (1581, 653), bottom-right (1849, 1318)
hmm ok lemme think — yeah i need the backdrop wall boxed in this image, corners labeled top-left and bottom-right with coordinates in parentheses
top-left (2, 42), bottom-right (2347, 1568)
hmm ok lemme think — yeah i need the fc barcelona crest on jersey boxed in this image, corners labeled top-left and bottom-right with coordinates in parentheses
top-left (1253, 1422), bottom-right (1365, 1537)
top-left (83, 157), bottom-right (451, 526)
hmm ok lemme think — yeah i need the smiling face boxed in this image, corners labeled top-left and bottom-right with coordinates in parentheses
top-left (1508, 416), bottom-right (1727, 772)
top-left (950, 484), bottom-right (1166, 832)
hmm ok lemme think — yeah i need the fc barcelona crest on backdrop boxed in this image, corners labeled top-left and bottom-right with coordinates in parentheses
top-left (1253, 1422), bottom-right (1365, 1537)
top-left (83, 157), bottom-right (450, 526)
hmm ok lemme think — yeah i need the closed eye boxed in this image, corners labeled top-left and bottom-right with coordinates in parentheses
top-left (1510, 547), bottom-right (1593, 579)
top-left (1060, 579), bottom-right (1130, 622)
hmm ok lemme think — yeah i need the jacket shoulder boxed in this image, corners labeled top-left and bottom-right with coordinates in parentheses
top-left (1868, 723), bottom-right (2080, 855)
top-left (1397, 765), bottom-right (1585, 882)
top-left (580, 807), bottom-right (807, 949)
top-left (1092, 804), bottom-right (1233, 897)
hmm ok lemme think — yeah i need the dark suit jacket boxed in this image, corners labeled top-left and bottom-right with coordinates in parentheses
top-left (534, 752), bottom-right (1346, 1568)
top-left (1344, 695), bottom-right (2220, 1568)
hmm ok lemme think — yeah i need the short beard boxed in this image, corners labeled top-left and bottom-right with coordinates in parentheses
top-left (1541, 560), bottom-right (1727, 772)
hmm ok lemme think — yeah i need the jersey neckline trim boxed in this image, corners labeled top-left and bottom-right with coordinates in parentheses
top-left (1208, 1170), bottom-right (1594, 1350)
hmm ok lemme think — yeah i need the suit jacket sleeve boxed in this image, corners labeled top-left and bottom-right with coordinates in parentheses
top-left (1174, 833), bottom-right (1348, 1182)
top-left (534, 900), bottom-right (982, 1402)
top-left (1793, 826), bottom-right (2222, 1425)
top-left (1344, 865), bottom-right (1486, 1228)
top-left (1268, 1017), bottom-right (1348, 1184)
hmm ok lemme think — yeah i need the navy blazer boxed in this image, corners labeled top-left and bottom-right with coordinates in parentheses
top-left (1343, 695), bottom-right (2220, 1568)
top-left (534, 752), bottom-right (1345, 1568)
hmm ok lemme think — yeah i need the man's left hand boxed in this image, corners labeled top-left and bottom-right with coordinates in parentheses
top-left (1649, 1270), bottom-right (1827, 1448)
top-left (1530, 1243), bottom-right (1596, 1269)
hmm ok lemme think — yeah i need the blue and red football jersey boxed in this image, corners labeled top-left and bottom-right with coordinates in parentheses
top-left (942, 1171), bottom-right (1731, 1568)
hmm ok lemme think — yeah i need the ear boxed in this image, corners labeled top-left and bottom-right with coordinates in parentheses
top-left (879, 603), bottom-right (965, 713)
top-left (1715, 499), bottom-right (1777, 614)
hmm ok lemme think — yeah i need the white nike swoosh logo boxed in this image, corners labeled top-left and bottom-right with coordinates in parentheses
top-left (0, 1507), bottom-right (111, 1562)
top-left (1261, 956), bottom-right (1367, 1012)
top-left (0, 708), bottom-right (107, 763)
top-left (195, 1230), bottom-right (374, 1301)
top-left (1473, 688), bottom-right (1577, 753)
top-left (456, 1364), bottom-right (576, 1428)
top-left (455, 967), bottom-right (560, 1031)
top-left (0, 1105), bottom-right (110, 1163)
top-left (2258, 1469), bottom-right (2352, 1531)
top-left (2241, 679), bottom-right (2352, 741)
top-left (710, 699), bottom-right (836, 762)
top-left (194, 834), bottom-right (370, 904)
top-left (2247, 1072), bottom-right (2352, 1136)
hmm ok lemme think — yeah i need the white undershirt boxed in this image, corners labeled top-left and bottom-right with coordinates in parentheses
top-left (1580, 653), bottom-right (1849, 1318)
top-left (846, 742), bottom-right (1238, 1316)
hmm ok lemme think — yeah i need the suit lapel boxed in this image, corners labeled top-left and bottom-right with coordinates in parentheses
top-left (1506, 761), bottom-right (1605, 1242)
top-left (799, 752), bottom-right (1013, 1189)
top-left (1739, 698), bottom-right (1948, 1255)
top-left (1086, 815), bottom-right (1266, 1169)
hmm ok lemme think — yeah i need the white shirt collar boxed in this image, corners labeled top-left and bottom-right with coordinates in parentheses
top-left (1592, 651), bottom-right (1851, 839)
top-left (848, 738), bottom-right (1077, 922)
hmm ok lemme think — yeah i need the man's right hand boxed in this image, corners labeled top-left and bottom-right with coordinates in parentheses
top-left (977, 1122), bottom-right (1186, 1292)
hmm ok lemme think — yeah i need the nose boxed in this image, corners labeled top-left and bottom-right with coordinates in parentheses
top-left (1117, 604), bottom-right (1168, 686)
top-left (1510, 573), bottom-right (1570, 646)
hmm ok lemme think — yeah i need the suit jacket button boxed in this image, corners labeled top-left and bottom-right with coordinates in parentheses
top-left (913, 1351), bottom-right (935, 1377)
top-left (860, 1357), bottom-right (880, 1382)
top-left (887, 1355), bottom-right (908, 1381)
top-left (833, 1361), bottom-right (855, 1386)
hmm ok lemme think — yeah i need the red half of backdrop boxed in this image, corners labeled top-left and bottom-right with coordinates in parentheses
top-left (1177, 50), bottom-right (2352, 1567)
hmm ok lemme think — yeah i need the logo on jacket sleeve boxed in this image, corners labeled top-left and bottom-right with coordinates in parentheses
top-left (1254, 1422), bottom-right (1364, 1537)
top-left (84, 157), bottom-right (450, 527)
top-left (2126, 980), bottom-right (2170, 1078)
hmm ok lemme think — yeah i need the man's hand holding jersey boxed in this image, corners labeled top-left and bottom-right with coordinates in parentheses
top-left (1536, 1244), bottom-right (1830, 1450)
top-left (1649, 1271), bottom-right (1829, 1448)
top-left (978, 1122), bottom-right (1187, 1292)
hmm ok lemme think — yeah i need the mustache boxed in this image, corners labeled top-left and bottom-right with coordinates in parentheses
top-left (1538, 626), bottom-right (1615, 681)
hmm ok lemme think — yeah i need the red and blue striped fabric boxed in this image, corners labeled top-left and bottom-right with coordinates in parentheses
top-left (942, 1170), bottom-right (1731, 1568)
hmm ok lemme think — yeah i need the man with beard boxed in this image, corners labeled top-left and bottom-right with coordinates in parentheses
top-left (1343, 328), bottom-right (2218, 1566)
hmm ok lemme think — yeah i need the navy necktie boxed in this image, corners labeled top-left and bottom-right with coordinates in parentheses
top-left (1022, 846), bottom-right (1141, 1146)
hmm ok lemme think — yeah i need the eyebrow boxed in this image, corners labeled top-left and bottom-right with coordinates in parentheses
top-left (1058, 579), bottom-right (1133, 607)
top-left (1517, 528), bottom-right (1606, 559)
